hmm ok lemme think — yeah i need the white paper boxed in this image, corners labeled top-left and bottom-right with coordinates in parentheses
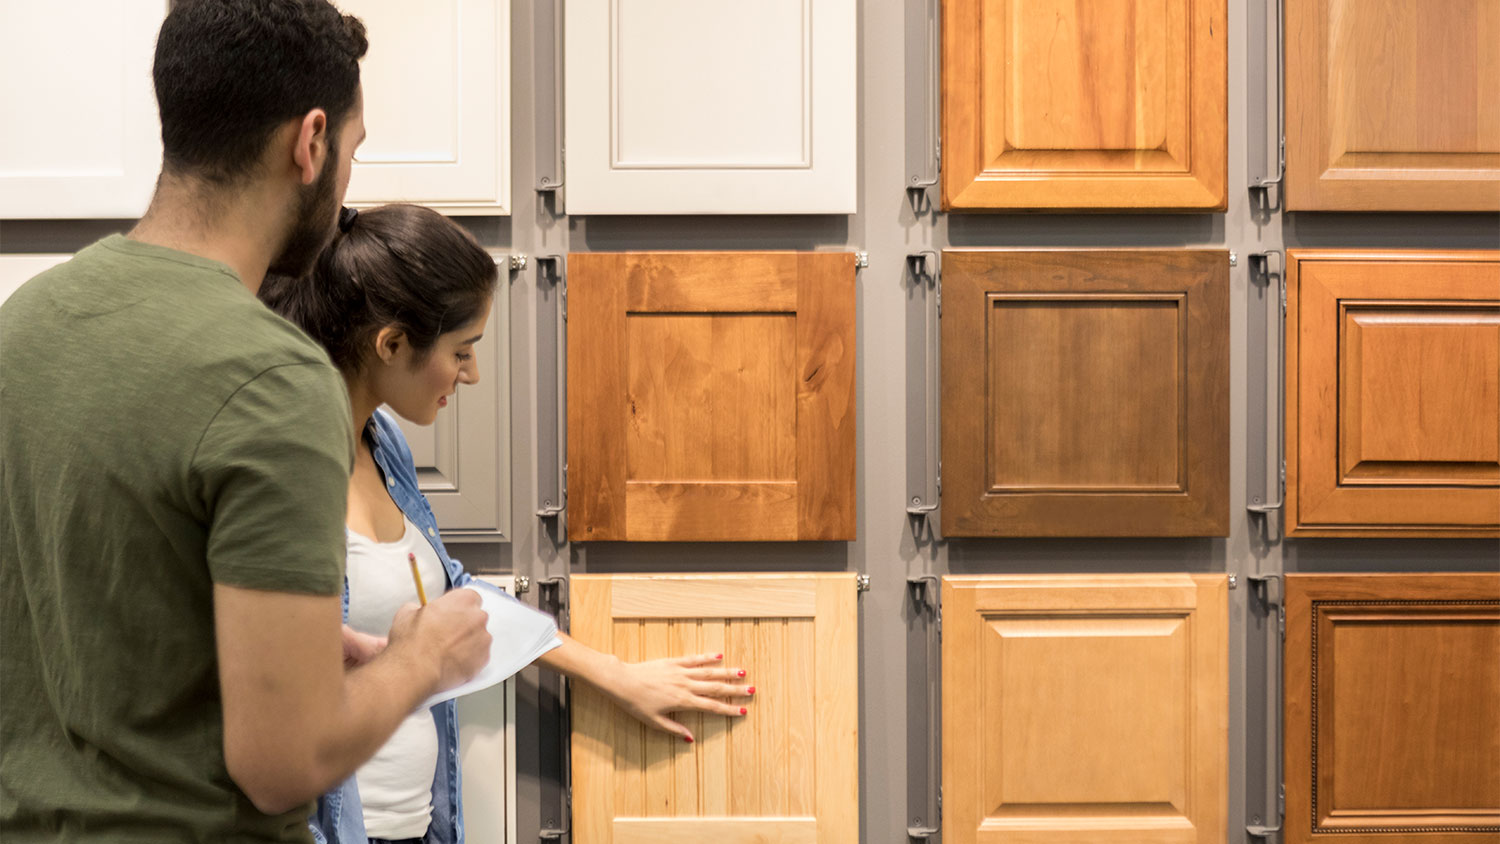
top-left (420, 582), bottom-right (561, 709)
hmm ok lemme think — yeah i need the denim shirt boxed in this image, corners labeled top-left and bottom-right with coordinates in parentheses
top-left (310, 409), bottom-right (475, 844)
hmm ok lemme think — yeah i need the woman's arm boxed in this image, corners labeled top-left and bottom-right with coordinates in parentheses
top-left (537, 633), bottom-right (751, 743)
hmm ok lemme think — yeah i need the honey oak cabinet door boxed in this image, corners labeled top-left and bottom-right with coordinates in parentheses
top-left (940, 250), bottom-right (1229, 537)
top-left (0, 1), bottom-right (165, 218)
top-left (339, 0), bottom-right (510, 214)
top-left (570, 573), bottom-right (859, 844)
top-left (942, 575), bottom-right (1229, 844)
top-left (1286, 251), bottom-right (1499, 537)
top-left (567, 252), bottom-right (856, 542)
top-left (940, 0), bottom-right (1226, 210)
top-left (1285, 574), bottom-right (1500, 844)
top-left (1285, 0), bottom-right (1500, 210)
top-left (563, 0), bottom-right (855, 214)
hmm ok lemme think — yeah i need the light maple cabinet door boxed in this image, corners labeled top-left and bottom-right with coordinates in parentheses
top-left (567, 252), bottom-right (856, 541)
top-left (0, 255), bottom-right (70, 306)
top-left (1285, 0), bottom-right (1500, 210)
top-left (940, 250), bottom-right (1230, 537)
top-left (570, 573), bottom-right (859, 844)
top-left (563, 0), bottom-right (855, 214)
top-left (942, 574), bottom-right (1228, 844)
top-left (386, 254), bottom-right (511, 538)
top-left (455, 576), bottom-right (518, 844)
top-left (338, 0), bottom-right (510, 214)
top-left (1285, 574), bottom-right (1500, 844)
top-left (940, 0), bottom-right (1226, 210)
top-left (1286, 251), bottom-right (1500, 537)
top-left (0, 1), bottom-right (165, 218)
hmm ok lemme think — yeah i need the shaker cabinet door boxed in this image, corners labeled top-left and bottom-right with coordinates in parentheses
top-left (567, 252), bottom-right (856, 541)
top-left (570, 573), bottom-right (859, 844)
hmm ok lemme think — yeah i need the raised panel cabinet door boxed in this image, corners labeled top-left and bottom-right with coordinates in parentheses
top-left (567, 252), bottom-right (856, 541)
top-left (942, 574), bottom-right (1228, 844)
top-left (570, 573), bottom-right (859, 844)
top-left (563, 0), bottom-right (855, 214)
top-left (1285, 0), bottom-right (1500, 210)
top-left (338, 0), bottom-right (510, 214)
top-left (455, 576), bottom-right (518, 844)
top-left (1286, 251), bottom-right (1500, 537)
top-left (940, 0), bottom-right (1226, 210)
top-left (0, 1), bottom-right (165, 218)
top-left (0, 255), bottom-right (70, 306)
top-left (940, 250), bottom-right (1229, 537)
top-left (1285, 574), bottom-right (1500, 844)
top-left (386, 254), bottom-right (511, 537)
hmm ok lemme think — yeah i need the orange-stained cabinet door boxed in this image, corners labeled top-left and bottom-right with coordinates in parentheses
top-left (1285, 574), bottom-right (1500, 844)
top-left (940, 0), bottom-right (1226, 209)
top-left (570, 573), bottom-right (859, 844)
top-left (942, 574), bottom-right (1229, 844)
top-left (567, 252), bottom-right (856, 542)
top-left (1286, 251), bottom-right (1500, 537)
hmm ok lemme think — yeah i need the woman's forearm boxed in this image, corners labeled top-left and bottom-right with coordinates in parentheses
top-left (536, 632), bottom-right (624, 697)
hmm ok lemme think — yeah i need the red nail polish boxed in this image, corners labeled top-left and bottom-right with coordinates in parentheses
top-left (684, 735), bottom-right (694, 744)
top-left (739, 706), bottom-right (748, 715)
top-left (737, 669), bottom-right (746, 677)
top-left (715, 653), bottom-right (723, 660)
top-left (747, 686), bottom-right (756, 695)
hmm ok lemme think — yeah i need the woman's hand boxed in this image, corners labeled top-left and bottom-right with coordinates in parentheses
top-left (340, 624), bottom-right (387, 669)
top-left (602, 653), bottom-right (753, 743)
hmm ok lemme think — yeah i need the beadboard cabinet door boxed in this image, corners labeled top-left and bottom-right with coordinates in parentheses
top-left (0, 255), bottom-right (70, 306)
top-left (940, 250), bottom-right (1230, 537)
top-left (1285, 574), bottom-right (1500, 844)
top-left (386, 254), bottom-right (511, 538)
top-left (940, 0), bottom-right (1226, 209)
top-left (943, 574), bottom-right (1228, 844)
top-left (1285, 0), bottom-right (1500, 210)
top-left (338, 0), bottom-right (510, 214)
top-left (567, 252), bottom-right (856, 541)
top-left (570, 573), bottom-right (859, 844)
top-left (563, 0), bottom-right (856, 214)
top-left (0, 1), bottom-right (165, 218)
top-left (455, 576), bottom-right (519, 844)
top-left (1286, 251), bottom-right (1500, 537)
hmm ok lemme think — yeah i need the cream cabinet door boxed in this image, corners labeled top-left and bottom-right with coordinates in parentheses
top-left (0, 255), bottom-right (70, 306)
top-left (0, 1), bottom-right (165, 218)
top-left (339, 0), bottom-right (510, 214)
top-left (570, 573), bottom-right (859, 844)
top-left (455, 576), bottom-right (519, 844)
top-left (564, 0), bottom-right (856, 214)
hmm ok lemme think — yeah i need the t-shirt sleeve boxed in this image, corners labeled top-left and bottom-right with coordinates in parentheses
top-left (192, 362), bottom-right (354, 594)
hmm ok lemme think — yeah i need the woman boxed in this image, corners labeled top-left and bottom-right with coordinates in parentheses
top-left (260, 204), bottom-right (752, 844)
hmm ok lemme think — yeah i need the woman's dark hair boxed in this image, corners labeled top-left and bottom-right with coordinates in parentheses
top-left (260, 204), bottom-right (499, 372)
top-left (154, 0), bottom-right (369, 183)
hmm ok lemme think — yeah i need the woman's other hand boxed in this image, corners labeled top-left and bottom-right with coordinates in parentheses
top-left (603, 653), bottom-right (753, 743)
top-left (340, 625), bottom-right (388, 669)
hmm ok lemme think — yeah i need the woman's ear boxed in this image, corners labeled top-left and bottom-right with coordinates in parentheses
top-left (373, 325), bottom-right (406, 365)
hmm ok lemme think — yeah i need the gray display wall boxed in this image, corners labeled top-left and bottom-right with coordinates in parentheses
top-left (3, 0), bottom-right (1496, 841)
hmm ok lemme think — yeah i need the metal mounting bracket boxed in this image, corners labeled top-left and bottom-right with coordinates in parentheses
top-left (1247, 251), bottom-right (1286, 520)
top-left (906, 252), bottom-right (942, 524)
top-left (906, 575), bottom-right (942, 840)
top-left (536, 256), bottom-right (567, 526)
top-left (534, 0), bottom-right (564, 194)
top-left (538, 577), bottom-right (572, 842)
top-left (1247, 573), bottom-right (1285, 840)
top-left (1249, 0), bottom-right (1285, 201)
top-left (905, 0), bottom-right (941, 210)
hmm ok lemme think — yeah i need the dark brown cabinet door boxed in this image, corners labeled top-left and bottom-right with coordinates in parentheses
top-left (940, 250), bottom-right (1229, 536)
top-left (1286, 574), bottom-right (1500, 844)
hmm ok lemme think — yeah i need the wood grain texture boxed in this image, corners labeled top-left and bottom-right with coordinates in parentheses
top-left (1286, 0), bottom-right (1500, 210)
top-left (1286, 251), bottom-right (1500, 537)
top-left (570, 574), bottom-right (858, 844)
top-left (941, 0), bottom-right (1226, 209)
top-left (1284, 574), bottom-right (1500, 844)
top-left (942, 574), bottom-right (1228, 844)
top-left (941, 250), bottom-right (1229, 537)
top-left (569, 252), bottom-right (856, 541)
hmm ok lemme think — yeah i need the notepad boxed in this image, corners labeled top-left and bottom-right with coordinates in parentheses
top-left (420, 582), bottom-right (561, 709)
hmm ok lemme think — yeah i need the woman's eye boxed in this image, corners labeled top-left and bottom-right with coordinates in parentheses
top-left (457, 352), bottom-right (472, 362)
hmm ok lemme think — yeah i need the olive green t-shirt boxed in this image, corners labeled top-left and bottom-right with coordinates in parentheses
top-left (0, 235), bottom-right (354, 842)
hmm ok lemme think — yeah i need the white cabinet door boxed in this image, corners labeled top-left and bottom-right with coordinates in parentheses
top-left (564, 0), bottom-right (856, 214)
top-left (0, 254), bottom-right (70, 306)
top-left (0, 1), bottom-right (165, 219)
top-left (455, 576), bottom-right (519, 844)
top-left (339, 0), bottom-right (510, 215)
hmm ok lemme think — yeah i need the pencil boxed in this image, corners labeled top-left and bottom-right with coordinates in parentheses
top-left (408, 552), bottom-right (428, 606)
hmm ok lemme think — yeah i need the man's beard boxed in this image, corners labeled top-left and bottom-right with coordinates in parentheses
top-left (267, 147), bottom-right (342, 278)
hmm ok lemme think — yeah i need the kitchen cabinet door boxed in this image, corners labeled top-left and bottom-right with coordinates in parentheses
top-left (570, 573), bottom-right (859, 844)
top-left (940, 0), bottom-right (1226, 210)
top-left (1285, 0), bottom-right (1500, 210)
top-left (567, 252), bottom-right (856, 541)
top-left (1286, 251), bottom-right (1499, 537)
top-left (339, 0), bottom-right (510, 214)
top-left (1285, 574), bottom-right (1500, 844)
top-left (455, 576), bottom-right (519, 844)
top-left (940, 250), bottom-right (1229, 537)
top-left (0, 1), bottom-right (165, 218)
top-left (943, 574), bottom-right (1228, 844)
top-left (563, 0), bottom-right (855, 214)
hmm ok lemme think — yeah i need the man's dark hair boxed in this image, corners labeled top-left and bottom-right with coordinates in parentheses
top-left (153, 0), bottom-right (368, 183)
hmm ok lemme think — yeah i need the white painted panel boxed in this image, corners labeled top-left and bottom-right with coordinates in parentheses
top-left (0, 255), bottom-right (70, 306)
top-left (566, 0), bottom-right (856, 213)
top-left (341, 0), bottom-right (510, 215)
top-left (0, 1), bottom-right (164, 218)
top-left (455, 576), bottom-right (518, 844)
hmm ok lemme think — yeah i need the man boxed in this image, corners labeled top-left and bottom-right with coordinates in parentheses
top-left (0, 1), bottom-right (490, 840)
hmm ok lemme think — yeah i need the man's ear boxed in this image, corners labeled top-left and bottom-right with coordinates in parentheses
top-left (373, 326), bottom-right (406, 365)
top-left (291, 109), bottom-right (330, 186)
